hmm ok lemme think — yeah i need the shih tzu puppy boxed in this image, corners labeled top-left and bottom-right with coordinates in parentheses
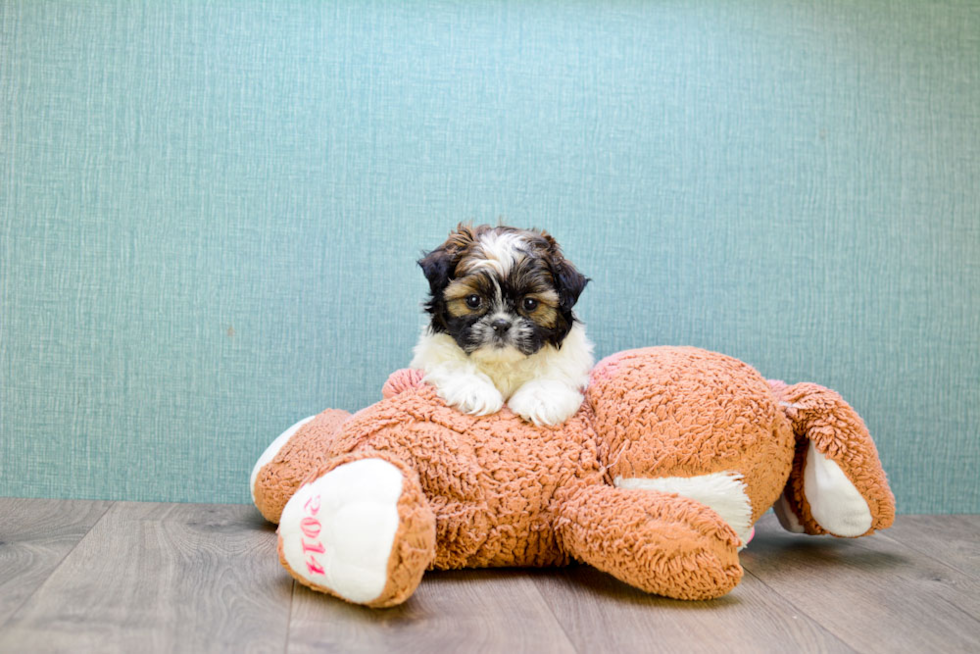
top-left (410, 224), bottom-right (593, 426)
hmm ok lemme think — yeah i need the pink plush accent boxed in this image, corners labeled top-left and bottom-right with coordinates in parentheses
top-left (590, 350), bottom-right (630, 383)
top-left (382, 368), bottom-right (426, 399)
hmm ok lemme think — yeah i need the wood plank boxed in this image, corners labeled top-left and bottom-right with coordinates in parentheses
top-left (875, 514), bottom-right (980, 578)
top-left (741, 513), bottom-right (980, 653)
top-left (0, 497), bottom-right (113, 628)
top-left (286, 568), bottom-right (577, 654)
top-left (3, 501), bottom-right (976, 653)
top-left (0, 502), bottom-right (292, 654)
top-left (534, 562), bottom-right (853, 653)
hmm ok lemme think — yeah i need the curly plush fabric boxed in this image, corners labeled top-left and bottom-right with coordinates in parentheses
top-left (310, 385), bottom-right (605, 569)
top-left (252, 346), bottom-right (895, 607)
top-left (252, 408), bottom-right (350, 523)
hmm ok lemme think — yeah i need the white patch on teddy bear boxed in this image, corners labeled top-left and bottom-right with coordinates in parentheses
top-left (804, 441), bottom-right (873, 537)
top-left (615, 472), bottom-right (753, 549)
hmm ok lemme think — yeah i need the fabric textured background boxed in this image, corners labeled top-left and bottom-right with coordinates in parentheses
top-left (2, 1), bottom-right (977, 511)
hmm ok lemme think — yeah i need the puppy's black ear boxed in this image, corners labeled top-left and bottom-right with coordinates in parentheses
top-left (418, 246), bottom-right (454, 297)
top-left (543, 259), bottom-right (588, 348)
top-left (536, 230), bottom-right (589, 312)
top-left (418, 223), bottom-right (478, 296)
top-left (553, 260), bottom-right (590, 313)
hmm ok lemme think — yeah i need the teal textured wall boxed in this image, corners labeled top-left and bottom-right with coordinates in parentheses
top-left (2, 1), bottom-right (978, 512)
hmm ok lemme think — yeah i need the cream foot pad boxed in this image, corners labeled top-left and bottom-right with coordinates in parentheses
top-left (803, 441), bottom-right (873, 537)
top-left (278, 459), bottom-right (403, 604)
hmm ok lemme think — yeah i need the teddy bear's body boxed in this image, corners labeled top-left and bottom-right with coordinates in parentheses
top-left (252, 347), bottom-right (894, 607)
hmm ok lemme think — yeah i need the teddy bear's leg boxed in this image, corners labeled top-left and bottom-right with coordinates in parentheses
top-left (250, 409), bottom-right (352, 524)
top-left (771, 382), bottom-right (896, 537)
top-left (277, 451), bottom-right (436, 608)
top-left (555, 484), bottom-right (743, 600)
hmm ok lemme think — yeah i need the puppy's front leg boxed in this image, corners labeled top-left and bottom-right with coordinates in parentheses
top-left (507, 379), bottom-right (584, 427)
top-left (423, 363), bottom-right (504, 416)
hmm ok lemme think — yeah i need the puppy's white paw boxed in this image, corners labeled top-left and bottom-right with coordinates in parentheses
top-left (508, 381), bottom-right (584, 426)
top-left (433, 372), bottom-right (504, 416)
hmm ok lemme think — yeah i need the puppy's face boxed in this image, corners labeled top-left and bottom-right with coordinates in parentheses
top-left (419, 225), bottom-right (588, 361)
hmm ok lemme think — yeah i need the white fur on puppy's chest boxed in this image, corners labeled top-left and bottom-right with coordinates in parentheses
top-left (615, 472), bottom-right (754, 548)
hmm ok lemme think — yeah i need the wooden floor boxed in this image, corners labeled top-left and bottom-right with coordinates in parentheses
top-left (1, 499), bottom-right (977, 654)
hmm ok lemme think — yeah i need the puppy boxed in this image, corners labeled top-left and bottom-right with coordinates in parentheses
top-left (411, 224), bottom-right (593, 426)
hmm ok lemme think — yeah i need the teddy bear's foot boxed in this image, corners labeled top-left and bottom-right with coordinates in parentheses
top-left (772, 382), bottom-right (896, 537)
top-left (250, 409), bottom-right (352, 524)
top-left (773, 441), bottom-right (875, 536)
top-left (277, 455), bottom-right (436, 608)
top-left (557, 484), bottom-right (743, 600)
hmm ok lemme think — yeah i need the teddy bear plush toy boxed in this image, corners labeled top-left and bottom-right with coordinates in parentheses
top-left (250, 346), bottom-right (894, 608)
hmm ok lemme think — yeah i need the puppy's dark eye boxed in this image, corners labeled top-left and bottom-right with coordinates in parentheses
top-left (465, 294), bottom-right (482, 309)
top-left (522, 297), bottom-right (539, 312)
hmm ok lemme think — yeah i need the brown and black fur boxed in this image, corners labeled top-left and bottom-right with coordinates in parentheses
top-left (418, 224), bottom-right (589, 355)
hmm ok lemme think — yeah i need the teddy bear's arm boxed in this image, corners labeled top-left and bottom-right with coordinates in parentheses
top-left (554, 484), bottom-right (743, 600)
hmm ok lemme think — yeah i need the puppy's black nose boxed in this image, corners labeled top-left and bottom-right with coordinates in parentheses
top-left (491, 318), bottom-right (511, 334)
